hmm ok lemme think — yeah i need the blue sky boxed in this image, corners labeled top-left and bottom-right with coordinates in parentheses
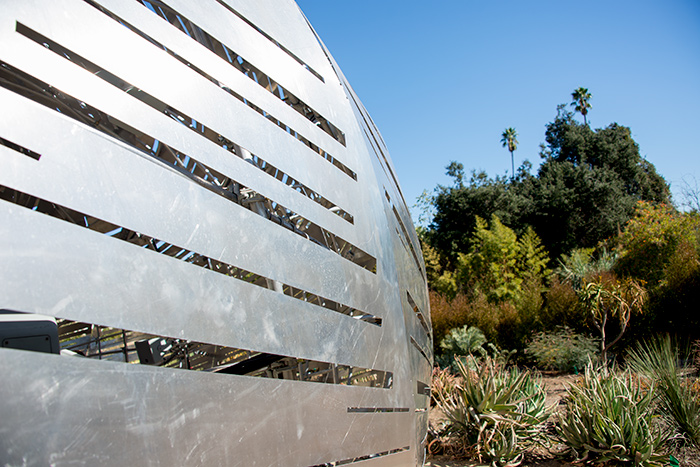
top-left (297, 0), bottom-right (700, 221)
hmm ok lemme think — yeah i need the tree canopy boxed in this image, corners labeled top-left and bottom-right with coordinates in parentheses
top-left (428, 105), bottom-right (670, 260)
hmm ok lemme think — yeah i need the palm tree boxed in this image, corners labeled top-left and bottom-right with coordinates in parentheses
top-left (571, 87), bottom-right (592, 125)
top-left (500, 127), bottom-right (518, 180)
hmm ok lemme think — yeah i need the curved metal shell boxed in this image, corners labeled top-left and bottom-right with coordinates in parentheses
top-left (0, 1), bottom-right (432, 465)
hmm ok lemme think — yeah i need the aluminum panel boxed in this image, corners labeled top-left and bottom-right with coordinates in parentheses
top-left (0, 87), bottom-right (368, 294)
top-left (219, 0), bottom-right (338, 84)
top-left (0, 349), bottom-right (412, 467)
top-left (83, 0), bottom-right (355, 180)
top-left (1, 3), bottom-right (360, 239)
top-left (0, 204), bottom-right (385, 369)
top-left (160, 0), bottom-right (345, 122)
top-left (0, 0), bottom-right (431, 465)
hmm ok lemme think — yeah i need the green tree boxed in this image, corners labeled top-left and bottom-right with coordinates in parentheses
top-left (445, 161), bottom-right (465, 188)
top-left (571, 87), bottom-right (592, 125)
top-left (517, 226), bottom-right (551, 284)
top-left (413, 190), bottom-right (436, 229)
top-left (501, 127), bottom-right (519, 180)
top-left (456, 215), bottom-right (550, 304)
top-left (528, 107), bottom-right (670, 257)
top-left (614, 202), bottom-right (700, 341)
top-left (426, 100), bottom-right (669, 269)
top-left (458, 215), bottom-right (522, 302)
top-left (419, 234), bottom-right (459, 298)
top-left (431, 166), bottom-right (534, 262)
top-left (615, 201), bottom-right (698, 284)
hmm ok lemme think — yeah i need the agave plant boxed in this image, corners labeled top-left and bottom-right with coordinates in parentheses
top-left (628, 335), bottom-right (700, 448)
top-left (431, 365), bottom-right (458, 406)
top-left (436, 356), bottom-right (552, 466)
top-left (557, 363), bottom-right (668, 465)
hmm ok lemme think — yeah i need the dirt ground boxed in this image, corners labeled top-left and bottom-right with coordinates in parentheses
top-left (424, 374), bottom-right (700, 467)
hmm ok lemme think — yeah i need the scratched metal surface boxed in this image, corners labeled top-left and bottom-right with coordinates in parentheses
top-left (0, 1), bottom-right (432, 465)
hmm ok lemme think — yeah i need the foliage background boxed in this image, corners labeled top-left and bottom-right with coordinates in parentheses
top-left (421, 100), bottom-right (700, 362)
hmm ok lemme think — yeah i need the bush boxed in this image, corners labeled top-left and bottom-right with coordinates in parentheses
top-left (431, 290), bottom-right (527, 354)
top-left (628, 335), bottom-right (700, 448)
top-left (430, 290), bottom-right (472, 350)
top-left (440, 325), bottom-right (488, 358)
top-left (437, 325), bottom-right (488, 371)
top-left (526, 327), bottom-right (599, 373)
top-left (557, 363), bottom-right (668, 465)
top-left (435, 356), bottom-right (552, 466)
top-left (540, 277), bottom-right (588, 332)
top-left (437, 325), bottom-right (518, 373)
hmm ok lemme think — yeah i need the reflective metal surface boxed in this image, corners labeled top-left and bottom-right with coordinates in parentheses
top-left (0, 1), bottom-right (432, 465)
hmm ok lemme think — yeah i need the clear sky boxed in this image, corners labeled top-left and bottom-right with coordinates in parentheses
top-left (297, 0), bottom-right (700, 221)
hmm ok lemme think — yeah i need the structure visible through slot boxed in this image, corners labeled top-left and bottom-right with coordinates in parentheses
top-left (136, 0), bottom-right (346, 147)
top-left (2, 315), bottom-right (392, 387)
top-left (308, 446), bottom-right (410, 467)
top-left (81, 0), bottom-right (357, 180)
top-left (0, 60), bottom-right (376, 273)
top-left (385, 189), bottom-right (423, 276)
top-left (0, 185), bottom-right (382, 326)
top-left (211, 0), bottom-right (325, 82)
top-left (0, 136), bottom-right (41, 160)
top-left (407, 292), bottom-right (430, 337)
top-left (410, 336), bottom-right (431, 365)
top-left (417, 381), bottom-right (430, 397)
